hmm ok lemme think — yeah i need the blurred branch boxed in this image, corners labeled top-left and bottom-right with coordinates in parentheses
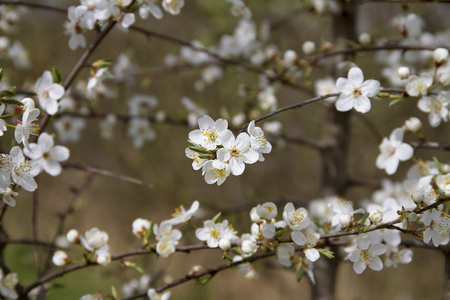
top-left (353, 0), bottom-right (450, 3)
top-left (0, 0), bottom-right (66, 13)
top-left (0, 238), bottom-right (60, 248)
top-left (62, 162), bottom-right (153, 188)
top-left (410, 141), bottom-right (450, 151)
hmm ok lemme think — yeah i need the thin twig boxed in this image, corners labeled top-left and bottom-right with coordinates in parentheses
top-left (62, 162), bottom-right (153, 188)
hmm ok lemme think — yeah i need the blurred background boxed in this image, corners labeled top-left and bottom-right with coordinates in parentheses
top-left (1, 0), bottom-right (450, 299)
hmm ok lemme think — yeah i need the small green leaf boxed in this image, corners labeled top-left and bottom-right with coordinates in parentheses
top-left (212, 212), bottom-right (222, 223)
top-left (338, 38), bottom-right (362, 50)
top-left (111, 286), bottom-right (118, 298)
top-left (52, 67), bottom-right (62, 84)
top-left (296, 265), bottom-right (304, 283)
top-left (0, 68), bottom-right (3, 81)
top-left (389, 98), bottom-right (404, 107)
top-left (376, 92), bottom-right (390, 98)
top-left (319, 249), bottom-right (335, 259)
top-left (197, 276), bottom-right (212, 286)
top-left (123, 261), bottom-right (145, 274)
top-left (433, 157), bottom-right (443, 174)
top-left (8, 86), bottom-right (16, 93)
top-left (1, 98), bottom-right (23, 106)
top-left (92, 58), bottom-right (112, 69)
top-left (357, 212), bottom-right (369, 225)
top-left (188, 146), bottom-right (209, 154)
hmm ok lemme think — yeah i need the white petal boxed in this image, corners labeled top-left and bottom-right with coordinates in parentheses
top-left (353, 96), bottom-right (371, 113)
top-left (305, 248), bottom-right (320, 262)
top-left (361, 79), bottom-right (380, 97)
top-left (396, 144), bottom-right (414, 161)
top-left (369, 256), bottom-right (383, 271)
top-left (348, 67), bottom-right (364, 85)
top-left (335, 95), bottom-right (354, 111)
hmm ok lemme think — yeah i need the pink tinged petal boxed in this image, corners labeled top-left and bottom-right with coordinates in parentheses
top-left (335, 95), bottom-right (354, 111)
top-left (229, 157), bottom-right (245, 176)
top-left (368, 256), bottom-right (383, 271)
top-left (353, 259), bottom-right (367, 274)
top-left (44, 160), bottom-right (62, 176)
top-left (396, 144), bottom-right (413, 161)
top-left (291, 231), bottom-right (306, 246)
top-left (353, 96), bottom-right (371, 113)
top-left (348, 67), bottom-right (364, 85)
top-left (305, 248), bottom-right (320, 262)
top-left (361, 79), bottom-right (380, 97)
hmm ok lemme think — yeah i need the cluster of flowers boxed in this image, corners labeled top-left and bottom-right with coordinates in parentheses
top-left (52, 227), bottom-right (111, 267)
top-left (185, 115), bottom-right (272, 185)
top-left (65, 0), bottom-right (185, 50)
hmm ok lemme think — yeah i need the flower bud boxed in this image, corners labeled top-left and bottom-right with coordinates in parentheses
top-left (96, 252), bottom-right (111, 266)
top-left (283, 50), bottom-right (297, 68)
top-left (397, 67), bottom-right (411, 80)
top-left (433, 47), bottom-right (449, 64)
top-left (442, 164), bottom-right (450, 173)
top-left (438, 71), bottom-right (450, 86)
top-left (241, 240), bottom-right (257, 254)
top-left (66, 229), bottom-right (79, 244)
top-left (411, 191), bottom-right (424, 203)
top-left (445, 184), bottom-right (450, 197)
top-left (358, 32), bottom-right (372, 46)
top-left (403, 117), bottom-right (422, 133)
top-left (132, 218), bottom-right (151, 238)
top-left (219, 238), bottom-right (231, 251)
top-left (52, 250), bottom-right (69, 266)
top-left (339, 213), bottom-right (352, 228)
top-left (302, 41), bottom-right (316, 55)
top-left (250, 207), bottom-right (262, 223)
top-left (256, 202), bottom-right (277, 220)
top-left (368, 210), bottom-right (383, 225)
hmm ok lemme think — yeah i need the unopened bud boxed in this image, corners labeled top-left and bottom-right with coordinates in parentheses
top-left (66, 229), bottom-right (79, 244)
top-left (397, 67), bottom-right (411, 80)
top-left (411, 191), bottom-right (424, 203)
top-left (283, 50), bottom-right (297, 68)
top-left (445, 184), bottom-right (450, 197)
top-left (219, 238), bottom-right (231, 251)
top-left (302, 41), bottom-right (316, 55)
top-left (368, 210), bottom-right (383, 225)
top-left (358, 32), bottom-right (372, 46)
top-left (403, 117), bottom-right (422, 133)
top-left (339, 213), bottom-right (352, 228)
top-left (433, 47), bottom-right (449, 65)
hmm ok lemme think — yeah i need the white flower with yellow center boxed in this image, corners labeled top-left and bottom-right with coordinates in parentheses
top-left (349, 234), bottom-right (386, 274)
top-left (405, 73), bottom-right (433, 96)
top-left (162, 0), bottom-right (184, 15)
top-left (291, 229), bottom-right (321, 262)
top-left (15, 104), bottom-right (40, 151)
top-left (376, 128), bottom-right (414, 175)
top-left (335, 67), bottom-right (380, 113)
top-left (168, 200), bottom-right (199, 225)
top-left (216, 131), bottom-right (258, 176)
top-left (202, 160), bottom-right (231, 186)
top-left (247, 120), bottom-right (272, 162)
top-left (282, 202), bottom-right (310, 231)
top-left (188, 115), bottom-right (228, 150)
top-left (418, 91), bottom-right (450, 127)
top-left (195, 220), bottom-right (233, 248)
top-left (10, 146), bottom-right (39, 192)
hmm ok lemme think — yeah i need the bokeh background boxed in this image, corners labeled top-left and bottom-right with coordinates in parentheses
top-left (1, 0), bottom-right (450, 299)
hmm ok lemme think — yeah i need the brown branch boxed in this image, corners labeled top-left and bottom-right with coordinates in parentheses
top-left (410, 141), bottom-right (450, 151)
top-left (62, 162), bottom-right (153, 188)
top-left (0, 0), bottom-right (67, 13)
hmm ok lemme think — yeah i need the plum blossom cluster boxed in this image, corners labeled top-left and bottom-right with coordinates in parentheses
top-left (185, 115), bottom-right (272, 185)
top-left (65, 0), bottom-right (185, 50)
top-left (52, 227), bottom-right (111, 267)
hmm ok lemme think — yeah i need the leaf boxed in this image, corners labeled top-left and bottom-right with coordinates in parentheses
top-left (197, 276), bottom-right (212, 286)
top-left (1, 98), bottom-right (23, 106)
top-left (389, 98), bottom-right (404, 107)
top-left (188, 146), bottom-right (209, 154)
top-left (296, 265), bottom-right (304, 283)
top-left (433, 156), bottom-right (443, 174)
top-left (212, 212), bottom-right (222, 223)
top-left (319, 249), bottom-right (335, 259)
top-left (52, 67), bottom-right (62, 84)
top-left (123, 261), bottom-right (145, 274)
top-left (357, 212), bottom-right (369, 225)
top-left (111, 286), bottom-right (118, 298)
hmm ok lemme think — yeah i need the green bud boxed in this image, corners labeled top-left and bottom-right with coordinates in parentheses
top-left (92, 58), bottom-right (112, 69)
top-left (188, 146), bottom-right (209, 154)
